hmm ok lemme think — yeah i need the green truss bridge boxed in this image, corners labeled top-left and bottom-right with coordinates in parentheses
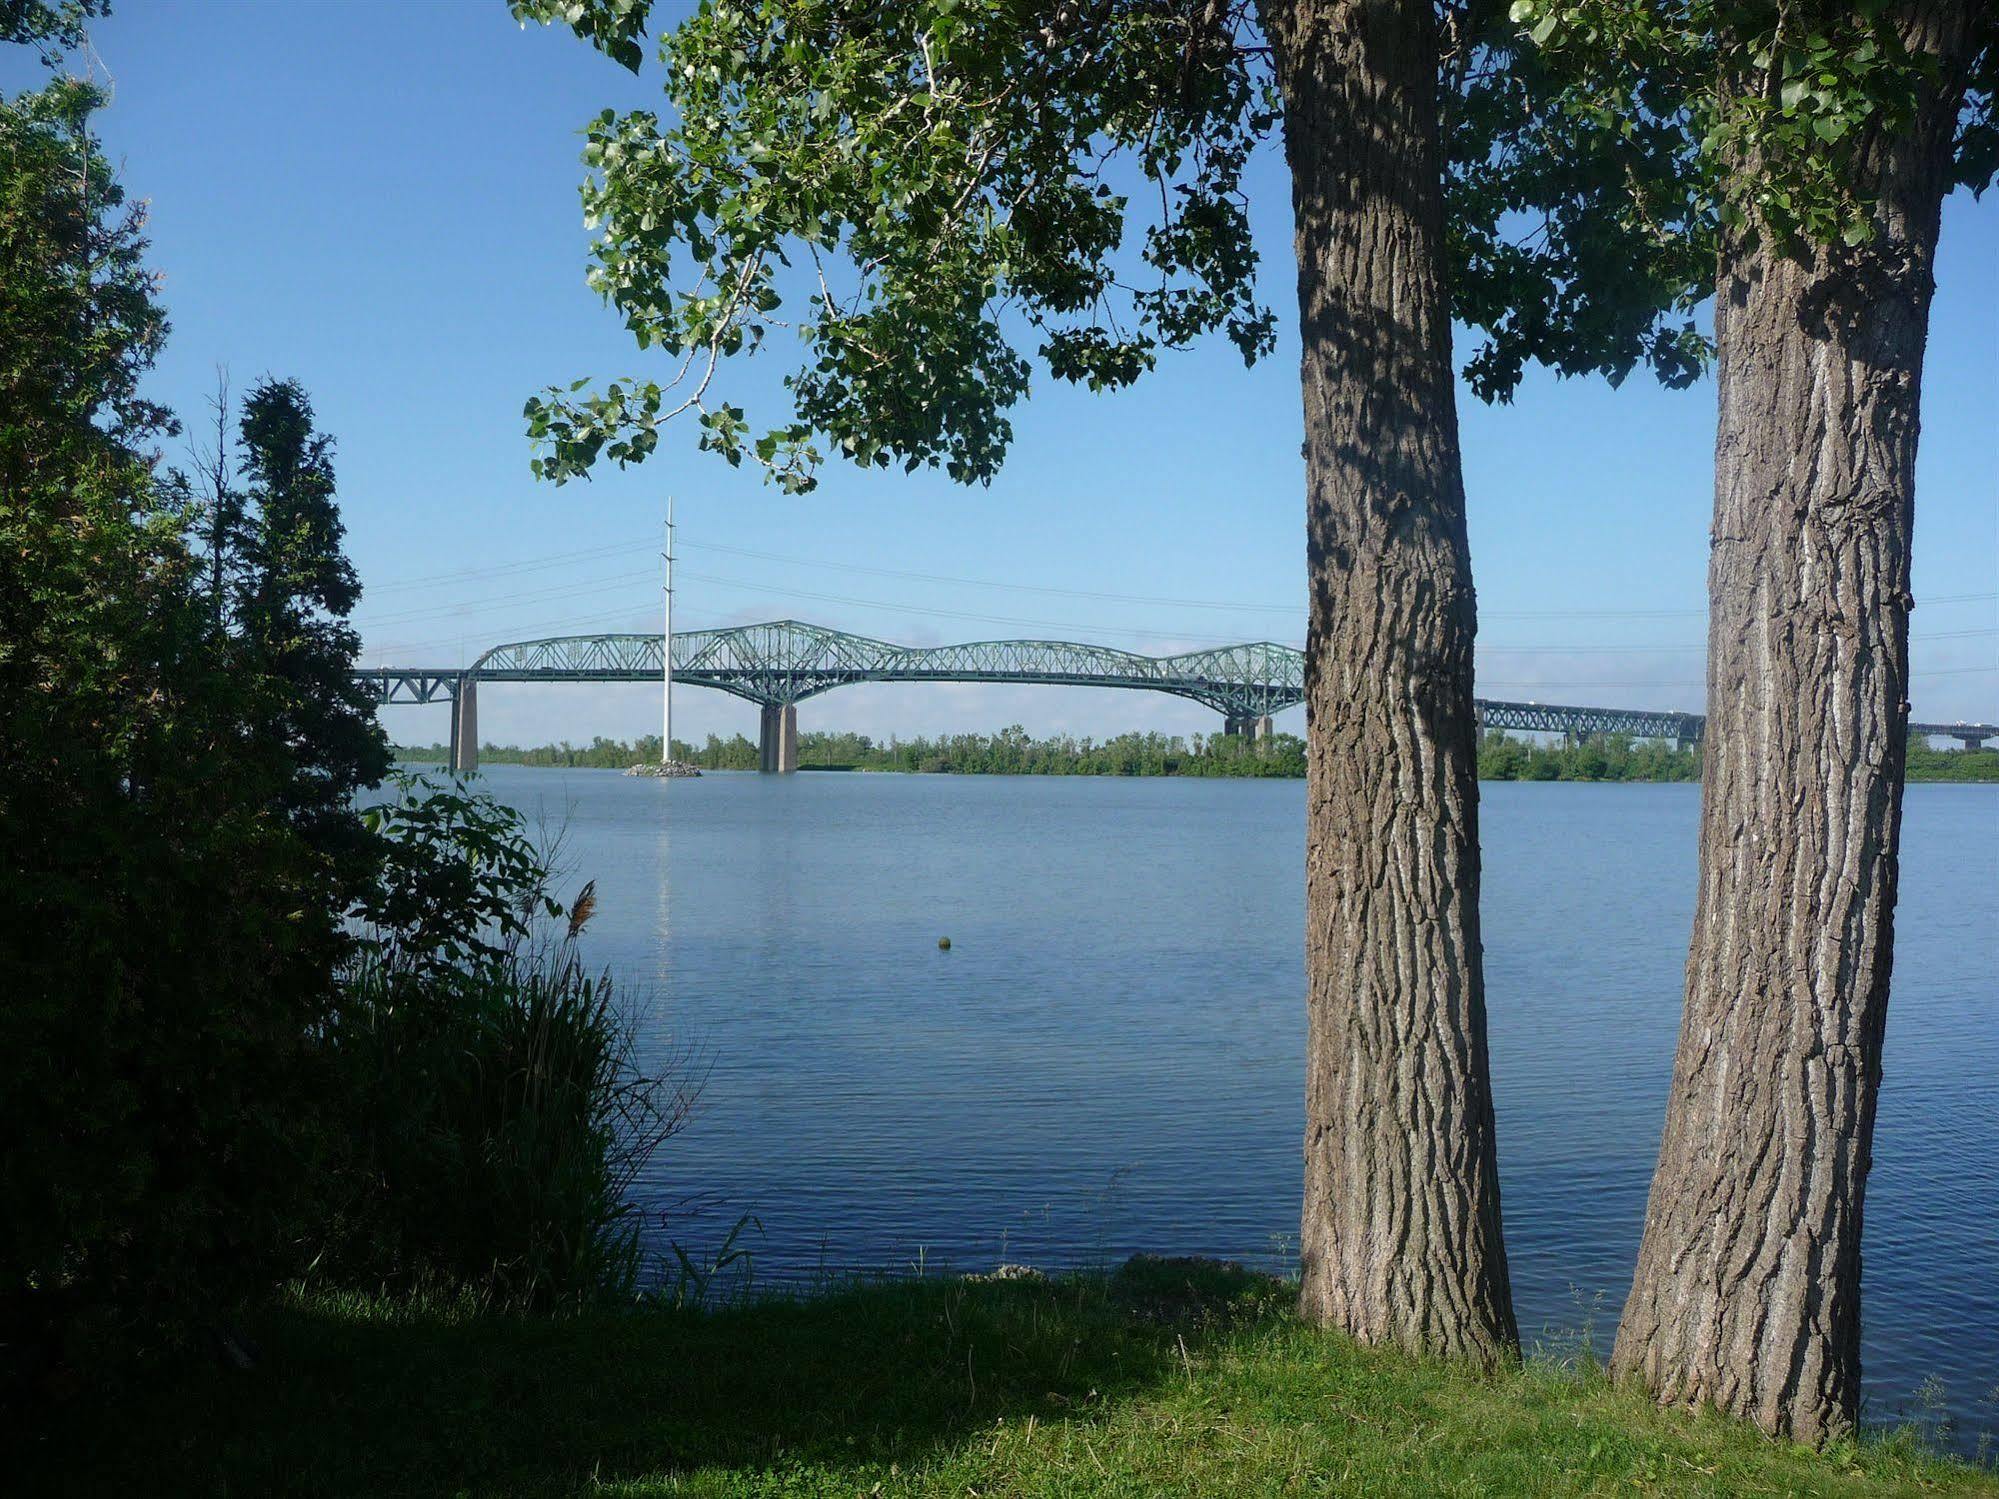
top-left (353, 619), bottom-right (1996, 774)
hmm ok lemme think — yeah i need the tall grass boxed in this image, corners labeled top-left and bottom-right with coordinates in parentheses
top-left (320, 937), bottom-right (695, 1311)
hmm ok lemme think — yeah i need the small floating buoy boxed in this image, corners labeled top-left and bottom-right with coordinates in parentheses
top-left (937, 936), bottom-right (952, 950)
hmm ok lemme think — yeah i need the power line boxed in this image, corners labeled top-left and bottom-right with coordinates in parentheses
top-left (1477, 667), bottom-right (1992, 691)
top-left (1484, 592), bottom-right (1996, 620)
top-left (354, 529), bottom-right (1999, 621)
top-left (361, 535), bottom-right (658, 595)
top-left (672, 569), bottom-right (1274, 647)
top-left (364, 603), bottom-right (701, 662)
top-left (358, 568), bottom-right (1997, 662)
top-left (1473, 627), bottom-right (1997, 655)
top-left (681, 538), bottom-right (1303, 614)
top-left (681, 541), bottom-right (1999, 619)
top-left (353, 569), bottom-right (660, 630)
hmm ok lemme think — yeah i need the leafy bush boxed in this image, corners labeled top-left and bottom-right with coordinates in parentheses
top-left (320, 778), bottom-right (697, 1311)
top-left (0, 26), bottom-right (685, 1391)
top-left (324, 948), bottom-right (693, 1310)
top-left (0, 58), bottom-right (369, 1383)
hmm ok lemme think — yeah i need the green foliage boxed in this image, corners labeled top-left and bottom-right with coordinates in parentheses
top-left (398, 731), bottom-right (755, 770)
top-left (392, 725), bottom-right (1905, 782)
top-left (1908, 735), bottom-right (1999, 782)
top-left (510, 0), bottom-right (649, 70)
top-left (0, 33), bottom-right (515, 1386)
top-left (230, 377), bottom-right (393, 977)
top-left (1955, 40), bottom-right (1999, 192)
top-left (1447, 3), bottom-right (1715, 400)
top-left (518, 0), bottom-right (1281, 491)
top-left (0, 50), bottom-right (305, 1375)
top-left (20, 1267), bottom-right (1998, 1495)
top-left (1477, 728), bottom-right (1702, 781)
top-left (517, 0), bottom-right (1739, 486)
top-left (1, 16), bottom-right (690, 1390)
top-left (400, 725), bottom-right (1311, 776)
top-left (811, 723), bottom-right (1308, 776)
top-left (323, 945), bottom-right (694, 1312)
top-left (328, 777), bottom-right (697, 1310)
top-left (357, 775), bottom-right (563, 971)
top-left (0, 73), bottom-right (170, 485)
top-left (1508, 1), bottom-right (1997, 259)
top-left (0, 0), bottom-right (107, 66)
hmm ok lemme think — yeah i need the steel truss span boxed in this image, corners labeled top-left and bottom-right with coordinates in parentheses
top-left (357, 619), bottom-right (1303, 722)
top-left (352, 618), bottom-right (1997, 748)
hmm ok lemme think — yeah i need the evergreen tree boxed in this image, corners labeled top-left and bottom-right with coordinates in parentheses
top-left (0, 29), bottom-right (382, 1369)
top-left (235, 377), bottom-right (390, 900)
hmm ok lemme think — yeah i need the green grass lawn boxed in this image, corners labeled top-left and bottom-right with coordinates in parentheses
top-left (13, 1258), bottom-right (1995, 1497)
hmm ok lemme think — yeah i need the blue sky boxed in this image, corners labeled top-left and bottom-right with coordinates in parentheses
top-left (15, 2), bottom-right (1996, 747)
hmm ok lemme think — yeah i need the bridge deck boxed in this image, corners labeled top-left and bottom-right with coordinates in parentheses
top-left (353, 621), bottom-right (1995, 752)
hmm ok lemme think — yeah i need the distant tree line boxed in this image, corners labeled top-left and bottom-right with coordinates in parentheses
top-left (1477, 732), bottom-right (1698, 782)
top-left (395, 728), bottom-right (1997, 783)
top-left (398, 726), bottom-right (1308, 776)
top-left (1908, 737), bottom-right (1999, 782)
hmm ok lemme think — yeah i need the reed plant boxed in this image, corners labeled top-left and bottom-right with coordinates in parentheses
top-left (324, 798), bottom-right (698, 1312)
top-left (322, 936), bottom-right (695, 1311)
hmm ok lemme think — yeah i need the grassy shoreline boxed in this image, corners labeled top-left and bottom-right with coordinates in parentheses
top-left (16, 1261), bottom-right (1994, 1496)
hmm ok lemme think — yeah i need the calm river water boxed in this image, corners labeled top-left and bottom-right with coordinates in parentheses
top-left (473, 766), bottom-right (1997, 1439)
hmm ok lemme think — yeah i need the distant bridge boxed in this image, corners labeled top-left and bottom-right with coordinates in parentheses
top-left (354, 619), bottom-right (1996, 773)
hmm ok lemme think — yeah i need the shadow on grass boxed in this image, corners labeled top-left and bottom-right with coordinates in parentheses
top-left (16, 1257), bottom-right (1283, 1497)
top-left (17, 1257), bottom-right (1997, 1498)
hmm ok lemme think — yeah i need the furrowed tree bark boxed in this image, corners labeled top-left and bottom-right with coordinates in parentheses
top-left (1611, 3), bottom-right (1977, 1445)
top-left (1260, 0), bottom-right (1518, 1366)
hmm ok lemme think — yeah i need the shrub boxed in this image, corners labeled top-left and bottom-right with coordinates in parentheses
top-left (320, 780), bottom-right (696, 1310)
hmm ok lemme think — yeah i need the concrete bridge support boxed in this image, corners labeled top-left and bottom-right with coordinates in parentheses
top-left (1221, 713), bottom-right (1274, 746)
top-left (450, 677), bottom-right (479, 774)
top-left (759, 702), bottom-right (798, 773)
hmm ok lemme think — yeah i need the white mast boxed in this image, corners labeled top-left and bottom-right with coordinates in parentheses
top-left (662, 495), bottom-right (674, 766)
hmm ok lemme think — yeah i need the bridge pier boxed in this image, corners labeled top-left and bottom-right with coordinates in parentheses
top-left (1221, 713), bottom-right (1274, 747)
top-left (759, 702), bottom-right (798, 773)
top-left (450, 677), bottom-right (479, 774)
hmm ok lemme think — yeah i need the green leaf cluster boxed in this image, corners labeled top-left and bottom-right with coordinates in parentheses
top-left (520, 0), bottom-right (1280, 490)
top-left (519, 0), bottom-right (1807, 485)
top-left (1449, 2), bottom-right (1716, 400)
top-left (0, 0), bottom-right (108, 63)
top-left (333, 778), bottom-right (693, 1311)
top-left (1505, 1), bottom-right (1996, 260)
top-left (1, 17), bottom-right (689, 1375)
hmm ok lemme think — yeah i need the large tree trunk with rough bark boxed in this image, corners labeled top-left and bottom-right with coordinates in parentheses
top-left (1260, 0), bottom-right (1518, 1367)
top-left (1611, 3), bottom-right (1976, 1445)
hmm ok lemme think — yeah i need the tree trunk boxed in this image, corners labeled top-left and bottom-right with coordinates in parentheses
top-left (1611, 3), bottom-right (1975, 1444)
top-left (1260, 0), bottom-right (1518, 1366)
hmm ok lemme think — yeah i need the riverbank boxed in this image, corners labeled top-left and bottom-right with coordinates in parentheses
top-left (16, 1259), bottom-right (1992, 1496)
top-left (392, 731), bottom-right (1999, 782)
